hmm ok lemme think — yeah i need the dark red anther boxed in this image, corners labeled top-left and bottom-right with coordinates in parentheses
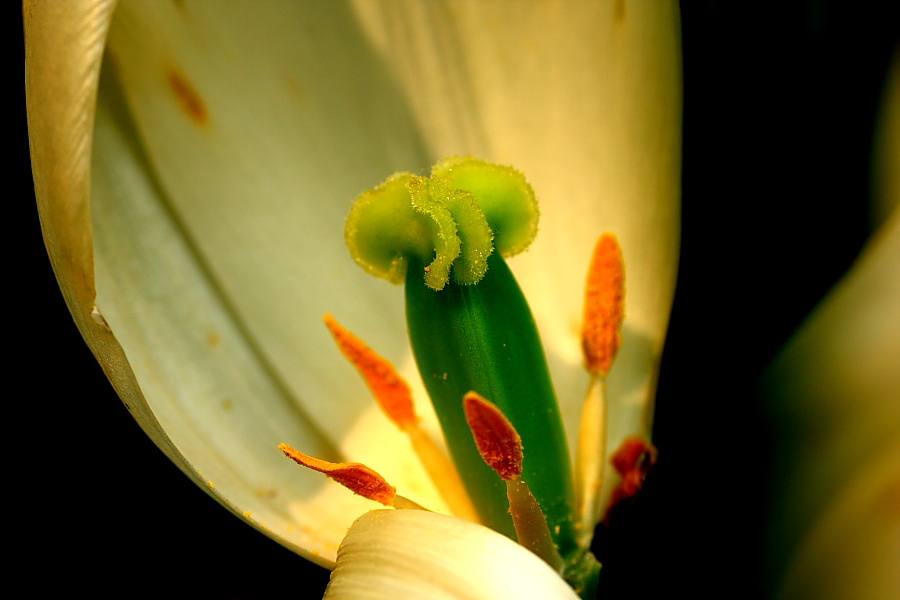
top-left (604, 436), bottom-right (658, 524)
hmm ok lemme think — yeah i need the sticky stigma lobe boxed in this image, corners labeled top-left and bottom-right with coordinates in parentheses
top-left (345, 157), bottom-right (539, 291)
top-left (463, 392), bottom-right (523, 481)
top-left (279, 443), bottom-right (397, 506)
top-left (582, 233), bottom-right (625, 377)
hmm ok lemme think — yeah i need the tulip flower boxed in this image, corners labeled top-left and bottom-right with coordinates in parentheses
top-left (26, 1), bottom-right (681, 597)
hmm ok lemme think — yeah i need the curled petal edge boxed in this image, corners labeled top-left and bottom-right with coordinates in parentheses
top-left (325, 509), bottom-right (580, 600)
top-left (24, 0), bottom-right (316, 566)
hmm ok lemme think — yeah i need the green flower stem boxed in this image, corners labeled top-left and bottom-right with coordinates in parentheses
top-left (405, 252), bottom-right (577, 557)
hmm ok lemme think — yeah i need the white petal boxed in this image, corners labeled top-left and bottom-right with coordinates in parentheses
top-left (325, 510), bottom-right (579, 600)
top-left (100, 0), bottom-right (681, 545)
top-left (102, 0), bottom-right (443, 506)
top-left (91, 77), bottom-right (366, 562)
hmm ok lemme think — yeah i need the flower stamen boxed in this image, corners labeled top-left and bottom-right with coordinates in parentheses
top-left (323, 313), bottom-right (417, 431)
top-left (323, 314), bottom-right (479, 521)
top-left (603, 436), bottom-right (658, 524)
top-left (464, 392), bottom-right (565, 573)
top-left (278, 443), bottom-right (425, 511)
top-left (463, 391), bottom-right (523, 481)
top-left (575, 233), bottom-right (625, 546)
top-left (581, 233), bottom-right (625, 378)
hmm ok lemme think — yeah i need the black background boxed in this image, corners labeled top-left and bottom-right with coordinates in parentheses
top-left (16, 2), bottom-right (899, 598)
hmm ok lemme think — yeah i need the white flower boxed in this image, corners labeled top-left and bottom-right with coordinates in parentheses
top-left (26, 1), bottom-right (680, 596)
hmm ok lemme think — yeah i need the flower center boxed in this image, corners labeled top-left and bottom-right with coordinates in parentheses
top-left (281, 157), bottom-right (653, 598)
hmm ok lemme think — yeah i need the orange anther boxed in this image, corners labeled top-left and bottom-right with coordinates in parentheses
top-left (279, 443), bottom-right (397, 506)
top-left (323, 314), bottom-right (418, 431)
top-left (463, 392), bottom-right (523, 481)
top-left (581, 233), bottom-right (625, 377)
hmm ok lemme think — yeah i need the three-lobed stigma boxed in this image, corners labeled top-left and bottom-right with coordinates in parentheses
top-left (344, 157), bottom-right (538, 290)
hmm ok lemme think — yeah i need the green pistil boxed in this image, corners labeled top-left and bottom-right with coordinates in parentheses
top-left (344, 155), bottom-right (579, 566)
top-left (406, 252), bottom-right (576, 555)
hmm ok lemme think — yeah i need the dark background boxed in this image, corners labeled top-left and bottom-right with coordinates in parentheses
top-left (17, 2), bottom-right (898, 598)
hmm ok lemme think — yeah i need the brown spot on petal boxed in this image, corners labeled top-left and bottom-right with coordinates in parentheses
top-left (615, 0), bottom-right (626, 23)
top-left (167, 68), bottom-right (209, 126)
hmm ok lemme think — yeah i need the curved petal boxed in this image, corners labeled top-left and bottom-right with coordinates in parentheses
top-left (765, 209), bottom-right (900, 597)
top-left (765, 44), bottom-right (900, 597)
top-left (325, 510), bottom-right (579, 600)
top-left (26, 0), bottom-right (355, 565)
top-left (26, 0), bottom-right (115, 378)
